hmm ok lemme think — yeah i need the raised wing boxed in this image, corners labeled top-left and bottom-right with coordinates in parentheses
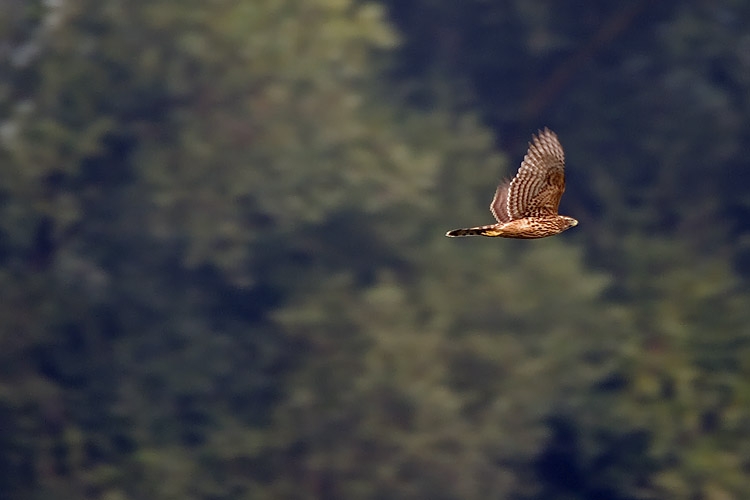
top-left (506, 128), bottom-right (566, 219)
top-left (489, 180), bottom-right (512, 223)
top-left (524, 168), bottom-right (566, 217)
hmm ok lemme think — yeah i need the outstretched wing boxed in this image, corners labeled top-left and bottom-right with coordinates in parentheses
top-left (525, 168), bottom-right (566, 217)
top-left (489, 180), bottom-right (512, 223)
top-left (506, 128), bottom-right (566, 219)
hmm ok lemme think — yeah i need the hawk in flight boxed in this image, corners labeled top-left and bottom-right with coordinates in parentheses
top-left (446, 128), bottom-right (578, 239)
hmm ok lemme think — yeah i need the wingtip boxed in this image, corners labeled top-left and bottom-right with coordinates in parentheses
top-left (539, 126), bottom-right (556, 137)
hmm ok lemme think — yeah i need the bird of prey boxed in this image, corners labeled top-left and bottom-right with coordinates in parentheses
top-left (446, 128), bottom-right (578, 239)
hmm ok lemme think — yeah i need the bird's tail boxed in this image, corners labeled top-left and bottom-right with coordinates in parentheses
top-left (445, 224), bottom-right (500, 237)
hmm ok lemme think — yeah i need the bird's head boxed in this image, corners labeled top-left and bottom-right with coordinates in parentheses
top-left (561, 216), bottom-right (578, 231)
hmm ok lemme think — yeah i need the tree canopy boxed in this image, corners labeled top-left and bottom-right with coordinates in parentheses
top-left (2, 1), bottom-right (750, 499)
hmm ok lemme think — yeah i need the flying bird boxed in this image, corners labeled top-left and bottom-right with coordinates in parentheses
top-left (446, 128), bottom-right (578, 239)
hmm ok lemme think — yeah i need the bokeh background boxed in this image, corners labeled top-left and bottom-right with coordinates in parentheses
top-left (3, 1), bottom-right (750, 498)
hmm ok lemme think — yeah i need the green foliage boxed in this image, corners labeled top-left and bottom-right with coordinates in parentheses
top-left (2, 0), bottom-right (750, 499)
top-left (224, 236), bottom-right (623, 499)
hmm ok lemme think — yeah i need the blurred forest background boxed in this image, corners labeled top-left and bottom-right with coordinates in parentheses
top-left (2, 0), bottom-right (750, 499)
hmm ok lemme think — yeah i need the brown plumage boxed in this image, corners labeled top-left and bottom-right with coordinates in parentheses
top-left (446, 128), bottom-right (578, 239)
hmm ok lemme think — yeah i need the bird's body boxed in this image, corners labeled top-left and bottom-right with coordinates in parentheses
top-left (446, 128), bottom-right (578, 239)
top-left (446, 215), bottom-right (578, 239)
